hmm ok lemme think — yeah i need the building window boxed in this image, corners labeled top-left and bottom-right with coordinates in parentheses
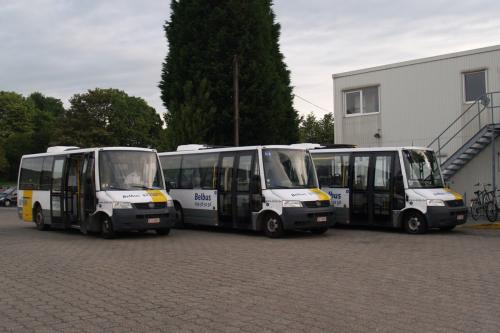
top-left (464, 70), bottom-right (486, 103)
top-left (345, 86), bottom-right (379, 115)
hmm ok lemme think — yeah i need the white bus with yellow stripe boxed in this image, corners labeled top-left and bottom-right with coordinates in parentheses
top-left (306, 146), bottom-right (468, 234)
top-left (17, 146), bottom-right (175, 238)
top-left (158, 145), bottom-right (334, 238)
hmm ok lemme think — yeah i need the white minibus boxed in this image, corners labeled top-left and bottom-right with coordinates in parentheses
top-left (158, 145), bottom-right (334, 238)
top-left (308, 146), bottom-right (467, 234)
top-left (17, 146), bottom-right (175, 238)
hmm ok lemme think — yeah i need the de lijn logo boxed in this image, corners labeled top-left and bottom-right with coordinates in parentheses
top-left (194, 193), bottom-right (212, 201)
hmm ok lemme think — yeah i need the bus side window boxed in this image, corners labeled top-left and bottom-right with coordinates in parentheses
top-left (19, 157), bottom-right (43, 190)
top-left (393, 157), bottom-right (405, 209)
top-left (160, 155), bottom-right (181, 189)
top-left (40, 156), bottom-right (54, 191)
top-left (333, 155), bottom-right (349, 188)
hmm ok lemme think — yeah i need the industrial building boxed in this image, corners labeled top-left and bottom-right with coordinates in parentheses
top-left (332, 44), bottom-right (500, 201)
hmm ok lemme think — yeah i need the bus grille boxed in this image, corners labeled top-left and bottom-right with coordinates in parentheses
top-left (445, 199), bottom-right (464, 208)
top-left (133, 202), bottom-right (168, 210)
top-left (303, 200), bottom-right (330, 208)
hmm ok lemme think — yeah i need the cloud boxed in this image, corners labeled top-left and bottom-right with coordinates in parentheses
top-left (1, 0), bottom-right (500, 120)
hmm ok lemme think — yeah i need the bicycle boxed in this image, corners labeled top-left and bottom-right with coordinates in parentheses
top-left (470, 183), bottom-right (497, 222)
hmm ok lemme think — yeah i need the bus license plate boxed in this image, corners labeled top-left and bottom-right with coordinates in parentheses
top-left (148, 217), bottom-right (160, 224)
top-left (457, 214), bottom-right (464, 221)
top-left (317, 216), bottom-right (327, 223)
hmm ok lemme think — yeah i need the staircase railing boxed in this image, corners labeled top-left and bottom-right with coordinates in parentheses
top-left (428, 91), bottom-right (500, 166)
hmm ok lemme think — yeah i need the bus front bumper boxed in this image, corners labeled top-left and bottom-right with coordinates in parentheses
top-left (281, 206), bottom-right (335, 230)
top-left (425, 206), bottom-right (468, 228)
top-left (111, 206), bottom-right (176, 232)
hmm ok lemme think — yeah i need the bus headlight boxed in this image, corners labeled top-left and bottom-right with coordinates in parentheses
top-left (166, 200), bottom-right (174, 208)
top-left (427, 199), bottom-right (445, 207)
top-left (113, 202), bottom-right (133, 209)
top-left (282, 200), bottom-right (303, 208)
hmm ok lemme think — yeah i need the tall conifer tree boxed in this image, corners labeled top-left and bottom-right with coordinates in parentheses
top-left (160, 0), bottom-right (298, 148)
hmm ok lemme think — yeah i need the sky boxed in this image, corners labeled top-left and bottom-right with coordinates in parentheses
top-left (1, 0), bottom-right (500, 119)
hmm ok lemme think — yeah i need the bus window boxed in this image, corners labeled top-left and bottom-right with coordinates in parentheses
top-left (236, 154), bottom-right (253, 192)
top-left (52, 158), bottom-right (65, 192)
top-left (20, 157), bottom-right (44, 190)
top-left (179, 153), bottom-right (218, 189)
top-left (374, 155), bottom-right (392, 190)
top-left (333, 155), bottom-right (349, 187)
top-left (40, 156), bottom-right (54, 191)
top-left (353, 156), bottom-right (369, 190)
top-left (199, 153), bottom-right (218, 189)
top-left (314, 154), bottom-right (349, 188)
top-left (161, 155), bottom-right (181, 189)
top-left (393, 156), bottom-right (406, 210)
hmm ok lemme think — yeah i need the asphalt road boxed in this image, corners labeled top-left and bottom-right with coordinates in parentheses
top-left (1, 208), bottom-right (500, 332)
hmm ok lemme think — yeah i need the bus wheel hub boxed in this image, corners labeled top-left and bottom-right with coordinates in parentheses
top-left (408, 217), bottom-right (420, 231)
top-left (267, 218), bottom-right (278, 232)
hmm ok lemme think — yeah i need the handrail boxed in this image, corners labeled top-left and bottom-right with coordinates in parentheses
top-left (428, 91), bottom-right (500, 148)
top-left (427, 92), bottom-right (500, 166)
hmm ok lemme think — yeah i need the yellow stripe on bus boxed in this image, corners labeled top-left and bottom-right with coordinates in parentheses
top-left (445, 188), bottom-right (463, 200)
top-left (22, 190), bottom-right (33, 222)
top-left (310, 188), bottom-right (330, 201)
top-left (146, 190), bottom-right (167, 203)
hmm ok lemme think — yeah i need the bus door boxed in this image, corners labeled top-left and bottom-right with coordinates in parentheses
top-left (79, 152), bottom-right (96, 226)
top-left (50, 156), bottom-right (67, 228)
top-left (350, 152), bottom-right (395, 226)
top-left (217, 152), bottom-right (235, 226)
top-left (65, 155), bottom-right (83, 224)
top-left (234, 151), bottom-right (256, 228)
top-left (350, 154), bottom-right (371, 225)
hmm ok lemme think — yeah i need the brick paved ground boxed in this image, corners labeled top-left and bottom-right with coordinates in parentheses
top-left (1, 207), bottom-right (500, 332)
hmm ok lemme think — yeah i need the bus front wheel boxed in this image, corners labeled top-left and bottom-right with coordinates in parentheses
top-left (403, 211), bottom-right (427, 234)
top-left (263, 214), bottom-right (284, 238)
top-left (35, 206), bottom-right (49, 231)
top-left (101, 216), bottom-right (116, 239)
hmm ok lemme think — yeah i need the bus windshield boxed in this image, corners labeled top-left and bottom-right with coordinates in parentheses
top-left (402, 149), bottom-right (443, 189)
top-left (99, 151), bottom-right (164, 191)
top-left (263, 149), bottom-right (318, 189)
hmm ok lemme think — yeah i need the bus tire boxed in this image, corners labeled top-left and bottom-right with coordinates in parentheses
top-left (263, 213), bottom-right (284, 238)
top-left (34, 206), bottom-right (49, 231)
top-left (101, 216), bottom-right (116, 239)
top-left (403, 211), bottom-right (427, 234)
top-left (4, 199), bottom-right (11, 207)
top-left (174, 202), bottom-right (184, 228)
top-left (155, 228), bottom-right (170, 236)
top-left (310, 227), bottom-right (328, 235)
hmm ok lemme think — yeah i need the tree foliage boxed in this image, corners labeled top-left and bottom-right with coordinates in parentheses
top-left (0, 89), bottom-right (165, 181)
top-left (56, 88), bottom-right (164, 148)
top-left (160, 0), bottom-right (299, 148)
top-left (299, 112), bottom-right (335, 144)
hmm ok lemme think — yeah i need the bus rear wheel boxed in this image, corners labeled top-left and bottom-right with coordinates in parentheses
top-left (403, 211), bottom-right (427, 234)
top-left (101, 216), bottom-right (116, 239)
top-left (263, 214), bottom-right (284, 238)
top-left (35, 206), bottom-right (49, 231)
top-left (4, 199), bottom-right (11, 207)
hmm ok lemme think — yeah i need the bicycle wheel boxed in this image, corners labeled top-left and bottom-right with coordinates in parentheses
top-left (470, 199), bottom-right (481, 221)
top-left (486, 201), bottom-right (498, 222)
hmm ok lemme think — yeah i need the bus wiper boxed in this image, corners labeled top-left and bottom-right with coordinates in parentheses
top-left (130, 184), bottom-right (161, 190)
top-left (108, 185), bottom-right (130, 190)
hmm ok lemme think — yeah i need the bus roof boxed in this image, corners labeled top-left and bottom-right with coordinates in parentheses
top-left (158, 145), bottom-right (308, 156)
top-left (309, 146), bottom-right (433, 154)
top-left (21, 147), bottom-right (157, 159)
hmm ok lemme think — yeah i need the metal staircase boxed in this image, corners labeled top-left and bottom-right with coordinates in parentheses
top-left (428, 91), bottom-right (500, 180)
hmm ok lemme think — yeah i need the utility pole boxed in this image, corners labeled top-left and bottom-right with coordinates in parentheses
top-left (233, 54), bottom-right (239, 146)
